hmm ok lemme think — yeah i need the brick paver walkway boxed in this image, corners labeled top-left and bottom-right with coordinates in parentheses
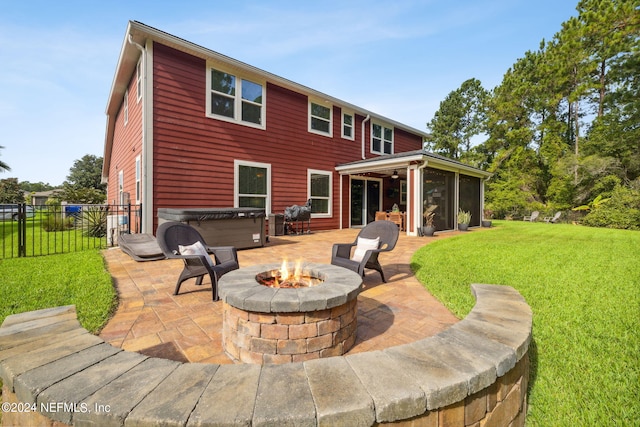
top-left (100, 229), bottom-right (462, 364)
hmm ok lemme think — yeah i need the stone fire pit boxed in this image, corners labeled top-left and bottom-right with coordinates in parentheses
top-left (218, 262), bottom-right (362, 364)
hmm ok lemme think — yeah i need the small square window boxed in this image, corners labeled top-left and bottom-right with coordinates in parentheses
top-left (309, 101), bottom-right (332, 136)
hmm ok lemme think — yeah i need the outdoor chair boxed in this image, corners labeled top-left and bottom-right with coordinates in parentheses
top-left (375, 211), bottom-right (388, 221)
top-left (156, 221), bottom-right (239, 301)
top-left (523, 211), bottom-right (539, 222)
top-left (331, 220), bottom-right (399, 283)
top-left (544, 211), bottom-right (562, 223)
top-left (388, 211), bottom-right (403, 230)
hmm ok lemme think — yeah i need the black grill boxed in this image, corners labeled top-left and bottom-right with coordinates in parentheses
top-left (284, 199), bottom-right (312, 234)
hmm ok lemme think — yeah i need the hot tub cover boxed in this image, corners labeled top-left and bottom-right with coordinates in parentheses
top-left (157, 207), bottom-right (266, 222)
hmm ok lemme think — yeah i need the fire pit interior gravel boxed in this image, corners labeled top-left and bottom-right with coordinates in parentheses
top-left (218, 262), bottom-right (363, 364)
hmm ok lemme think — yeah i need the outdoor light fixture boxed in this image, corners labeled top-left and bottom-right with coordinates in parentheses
top-left (391, 170), bottom-right (399, 179)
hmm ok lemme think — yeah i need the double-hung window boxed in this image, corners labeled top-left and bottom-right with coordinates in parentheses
top-left (371, 122), bottom-right (394, 155)
top-left (136, 59), bottom-right (142, 103)
top-left (135, 156), bottom-right (141, 203)
top-left (208, 67), bottom-right (265, 128)
top-left (308, 169), bottom-right (332, 217)
top-left (235, 160), bottom-right (270, 214)
top-left (118, 170), bottom-right (125, 205)
top-left (309, 101), bottom-right (332, 136)
top-left (123, 89), bottom-right (129, 126)
top-left (342, 111), bottom-right (354, 140)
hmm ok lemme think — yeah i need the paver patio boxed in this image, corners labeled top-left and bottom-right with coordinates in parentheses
top-left (100, 228), bottom-right (464, 364)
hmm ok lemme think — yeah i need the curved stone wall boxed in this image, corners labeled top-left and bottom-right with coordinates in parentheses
top-left (0, 284), bottom-right (532, 427)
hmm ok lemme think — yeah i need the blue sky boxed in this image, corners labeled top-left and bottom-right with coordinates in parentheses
top-left (0, 0), bottom-right (578, 186)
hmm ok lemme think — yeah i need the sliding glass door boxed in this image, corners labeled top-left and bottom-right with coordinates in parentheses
top-left (350, 178), bottom-right (381, 227)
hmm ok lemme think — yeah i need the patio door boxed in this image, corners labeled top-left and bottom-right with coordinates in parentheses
top-left (350, 178), bottom-right (381, 227)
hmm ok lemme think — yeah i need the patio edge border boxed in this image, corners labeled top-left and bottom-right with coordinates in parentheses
top-left (0, 284), bottom-right (531, 426)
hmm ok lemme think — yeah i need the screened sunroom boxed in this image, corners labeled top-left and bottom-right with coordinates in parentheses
top-left (335, 150), bottom-right (491, 234)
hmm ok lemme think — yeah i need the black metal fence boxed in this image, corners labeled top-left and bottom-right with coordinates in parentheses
top-left (0, 203), bottom-right (142, 259)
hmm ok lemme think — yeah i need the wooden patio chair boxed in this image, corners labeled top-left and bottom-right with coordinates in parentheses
top-left (388, 211), bottom-right (403, 230)
top-left (330, 220), bottom-right (399, 283)
top-left (375, 211), bottom-right (388, 221)
top-left (156, 221), bottom-right (239, 301)
top-left (544, 212), bottom-right (562, 223)
top-left (523, 211), bottom-right (539, 222)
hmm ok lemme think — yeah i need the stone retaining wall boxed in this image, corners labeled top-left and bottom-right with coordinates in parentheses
top-left (0, 284), bottom-right (532, 426)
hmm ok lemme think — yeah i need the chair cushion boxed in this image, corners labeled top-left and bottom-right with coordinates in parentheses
top-left (351, 237), bottom-right (380, 262)
top-left (178, 241), bottom-right (215, 267)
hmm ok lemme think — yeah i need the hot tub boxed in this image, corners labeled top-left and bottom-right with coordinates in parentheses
top-left (157, 207), bottom-right (266, 249)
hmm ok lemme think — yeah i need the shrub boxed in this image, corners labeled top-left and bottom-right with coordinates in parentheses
top-left (582, 185), bottom-right (640, 230)
top-left (42, 211), bottom-right (74, 232)
top-left (80, 206), bottom-right (108, 237)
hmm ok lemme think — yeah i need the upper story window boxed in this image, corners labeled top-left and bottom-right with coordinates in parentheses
top-left (371, 122), bottom-right (394, 155)
top-left (342, 112), bottom-right (354, 140)
top-left (123, 89), bottom-right (129, 125)
top-left (309, 101), bottom-right (332, 137)
top-left (136, 59), bottom-right (142, 103)
top-left (207, 67), bottom-right (265, 129)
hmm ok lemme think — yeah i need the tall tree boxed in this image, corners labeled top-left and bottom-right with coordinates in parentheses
top-left (426, 78), bottom-right (489, 161)
top-left (0, 178), bottom-right (24, 203)
top-left (426, 89), bottom-right (464, 159)
top-left (0, 145), bottom-right (10, 173)
top-left (458, 78), bottom-right (489, 153)
top-left (62, 154), bottom-right (106, 204)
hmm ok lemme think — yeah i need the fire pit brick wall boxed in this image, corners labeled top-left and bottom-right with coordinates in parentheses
top-left (0, 284), bottom-right (532, 427)
top-left (223, 299), bottom-right (357, 363)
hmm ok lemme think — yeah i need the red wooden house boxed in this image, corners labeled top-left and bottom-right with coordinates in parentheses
top-left (103, 21), bottom-right (490, 237)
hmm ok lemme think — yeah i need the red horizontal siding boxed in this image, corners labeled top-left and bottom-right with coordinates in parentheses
top-left (149, 43), bottom-right (422, 231)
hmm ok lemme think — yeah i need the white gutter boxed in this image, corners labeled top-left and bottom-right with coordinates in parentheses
top-left (361, 115), bottom-right (370, 160)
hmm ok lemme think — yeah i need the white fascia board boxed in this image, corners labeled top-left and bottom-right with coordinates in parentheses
top-left (335, 154), bottom-right (425, 175)
top-left (424, 156), bottom-right (492, 178)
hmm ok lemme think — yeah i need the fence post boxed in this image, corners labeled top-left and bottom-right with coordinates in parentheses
top-left (18, 203), bottom-right (26, 257)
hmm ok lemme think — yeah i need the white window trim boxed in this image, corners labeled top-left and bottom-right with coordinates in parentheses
top-left (234, 159), bottom-right (271, 215)
top-left (136, 59), bottom-right (142, 103)
top-left (308, 100), bottom-right (333, 137)
top-left (206, 64), bottom-right (266, 130)
top-left (307, 169), bottom-right (333, 218)
top-left (341, 110), bottom-right (355, 140)
top-left (370, 121), bottom-right (394, 155)
top-left (123, 89), bottom-right (129, 126)
top-left (135, 155), bottom-right (141, 203)
top-left (118, 170), bottom-right (124, 205)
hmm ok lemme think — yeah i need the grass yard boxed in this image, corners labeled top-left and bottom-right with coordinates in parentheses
top-left (1, 213), bottom-right (105, 258)
top-left (0, 250), bottom-right (117, 333)
top-left (411, 221), bottom-right (640, 426)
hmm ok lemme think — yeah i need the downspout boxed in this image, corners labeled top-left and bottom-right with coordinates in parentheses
top-left (361, 114), bottom-right (370, 160)
top-left (339, 174), bottom-right (343, 230)
top-left (128, 35), bottom-right (149, 233)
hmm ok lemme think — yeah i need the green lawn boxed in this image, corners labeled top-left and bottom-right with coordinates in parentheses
top-left (0, 250), bottom-right (117, 333)
top-left (1, 213), bottom-right (105, 258)
top-left (411, 221), bottom-right (640, 426)
top-left (1, 222), bottom-right (638, 425)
